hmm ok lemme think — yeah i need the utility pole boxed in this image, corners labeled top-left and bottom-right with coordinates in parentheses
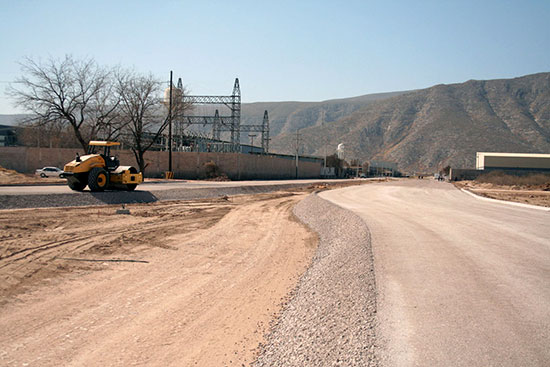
top-left (324, 144), bottom-right (327, 170)
top-left (168, 71), bottom-right (173, 175)
top-left (323, 137), bottom-right (327, 176)
top-left (295, 130), bottom-right (301, 179)
top-left (248, 133), bottom-right (257, 153)
top-left (321, 119), bottom-right (327, 176)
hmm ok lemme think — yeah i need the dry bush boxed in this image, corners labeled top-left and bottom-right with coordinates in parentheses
top-left (476, 171), bottom-right (550, 187)
top-left (203, 161), bottom-right (220, 179)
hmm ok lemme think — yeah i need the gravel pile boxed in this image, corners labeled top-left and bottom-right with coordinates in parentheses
top-left (0, 183), bottom-right (310, 210)
top-left (253, 193), bottom-right (378, 366)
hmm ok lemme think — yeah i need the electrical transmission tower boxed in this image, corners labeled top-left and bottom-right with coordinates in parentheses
top-left (240, 110), bottom-right (270, 152)
top-left (177, 78), bottom-right (270, 153)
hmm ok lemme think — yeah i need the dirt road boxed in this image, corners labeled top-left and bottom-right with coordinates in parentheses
top-left (0, 192), bottom-right (316, 366)
top-left (321, 180), bottom-right (550, 367)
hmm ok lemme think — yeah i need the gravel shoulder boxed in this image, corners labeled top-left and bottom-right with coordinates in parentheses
top-left (253, 193), bottom-right (378, 366)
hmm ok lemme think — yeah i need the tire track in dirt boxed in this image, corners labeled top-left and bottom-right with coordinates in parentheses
top-left (0, 199), bottom-right (237, 302)
top-left (0, 191), bottom-right (317, 367)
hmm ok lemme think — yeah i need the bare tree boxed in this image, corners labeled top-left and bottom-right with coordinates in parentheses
top-left (115, 70), bottom-right (193, 174)
top-left (18, 119), bottom-right (64, 148)
top-left (326, 153), bottom-right (346, 177)
top-left (18, 119), bottom-right (82, 149)
top-left (8, 56), bottom-right (122, 152)
top-left (88, 71), bottom-right (126, 142)
top-left (115, 70), bottom-right (167, 173)
top-left (362, 161), bottom-right (370, 176)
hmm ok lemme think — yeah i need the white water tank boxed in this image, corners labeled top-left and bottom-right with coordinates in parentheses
top-left (163, 85), bottom-right (183, 106)
top-left (337, 143), bottom-right (345, 160)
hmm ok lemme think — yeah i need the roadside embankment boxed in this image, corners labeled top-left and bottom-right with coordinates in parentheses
top-left (253, 193), bottom-right (378, 366)
top-left (0, 180), bottom-right (372, 210)
top-left (0, 183), bottom-right (322, 209)
top-left (454, 176), bottom-right (550, 208)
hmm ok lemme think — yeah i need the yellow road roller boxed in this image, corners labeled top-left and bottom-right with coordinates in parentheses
top-left (63, 141), bottom-right (143, 192)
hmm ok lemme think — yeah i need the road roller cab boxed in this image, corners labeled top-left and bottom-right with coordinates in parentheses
top-left (63, 141), bottom-right (143, 192)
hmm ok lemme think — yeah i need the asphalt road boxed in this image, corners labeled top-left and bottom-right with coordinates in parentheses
top-left (320, 180), bottom-right (550, 367)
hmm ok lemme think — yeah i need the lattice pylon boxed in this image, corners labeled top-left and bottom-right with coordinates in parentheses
top-left (212, 109), bottom-right (221, 140)
top-left (230, 78), bottom-right (241, 148)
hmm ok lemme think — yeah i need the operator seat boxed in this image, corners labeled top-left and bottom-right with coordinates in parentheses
top-left (103, 155), bottom-right (120, 171)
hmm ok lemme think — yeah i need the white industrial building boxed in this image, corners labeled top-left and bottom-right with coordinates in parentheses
top-left (476, 152), bottom-right (550, 171)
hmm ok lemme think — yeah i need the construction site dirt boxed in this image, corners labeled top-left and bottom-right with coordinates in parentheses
top-left (454, 180), bottom-right (550, 207)
top-left (0, 191), bottom-right (319, 366)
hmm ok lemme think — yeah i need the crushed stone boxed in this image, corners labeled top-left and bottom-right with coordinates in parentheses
top-left (253, 193), bottom-right (378, 366)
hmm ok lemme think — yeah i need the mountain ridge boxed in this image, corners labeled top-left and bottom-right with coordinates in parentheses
top-left (240, 90), bottom-right (409, 136)
top-left (269, 72), bottom-right (550, 172)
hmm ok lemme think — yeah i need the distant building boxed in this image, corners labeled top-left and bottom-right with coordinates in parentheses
top-left (321, 166), bottom-right (336, 178)
top-left (369, 160), bottom-right (398, 176)
top-left (0, 125), bottom-right (18, 146)
top-left (476, 152), bottom-right (550, 172)
top-left (240, 144), bottom-right (265, 154)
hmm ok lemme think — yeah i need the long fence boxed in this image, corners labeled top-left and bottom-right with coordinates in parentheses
top-left (0, 147), bottom-right (323, 180)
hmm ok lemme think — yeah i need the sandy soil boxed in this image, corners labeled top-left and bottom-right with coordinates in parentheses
top-left (454, 180), bottom-right (550, 207)
top-left (0, 191), bottom-right (317, 366)
top-left (0, 166), bottom-right (62, 185)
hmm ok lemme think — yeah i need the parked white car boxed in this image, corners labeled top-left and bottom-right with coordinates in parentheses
top-left (35, 166), bottom-right (64, 178)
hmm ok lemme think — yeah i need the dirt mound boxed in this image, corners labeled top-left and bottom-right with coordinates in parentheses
top-left (0, 165), bottom-right (22, 176)
top-left (474, 171), bottom-right (550, 190)
top-left (0, 166), bottom-right (34, 184)
top-left (0, 165), bottom-right (63, 185)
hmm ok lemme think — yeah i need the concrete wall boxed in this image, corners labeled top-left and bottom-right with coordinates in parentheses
top-left (0, 147), bottom-right (78, 173)
top-left (0, 147), bottom-right (323, 180)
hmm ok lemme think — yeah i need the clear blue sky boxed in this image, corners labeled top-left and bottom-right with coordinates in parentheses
top-left (1, 0), bottom-right (549, 114)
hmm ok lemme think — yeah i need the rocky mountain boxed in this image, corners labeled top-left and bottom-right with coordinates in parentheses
top-left (269, 73), bottom-right (550, 173)
top-left (171, 91), bottom-right (406, 141)
top-left (241, 91), bottom-right (408, 137)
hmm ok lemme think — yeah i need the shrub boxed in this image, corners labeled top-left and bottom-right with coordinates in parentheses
top-left (203, 161), bottom-right (220, 178)
top-left (476, 171), bottom-right (550, 187)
